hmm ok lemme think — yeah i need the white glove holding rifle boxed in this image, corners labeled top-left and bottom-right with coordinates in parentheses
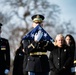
top-left (34, 30), bottom-right (43, 42)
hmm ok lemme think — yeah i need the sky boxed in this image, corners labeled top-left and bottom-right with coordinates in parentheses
top-left (50, 0), bottom-right (76, 26)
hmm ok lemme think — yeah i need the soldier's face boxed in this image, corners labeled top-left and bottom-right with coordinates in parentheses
top-left (56, 37), bottom-right (64, 47)
top-left (32, 22), bottom-right (43, 28)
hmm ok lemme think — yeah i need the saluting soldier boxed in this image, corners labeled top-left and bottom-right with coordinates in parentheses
top-left (22, 14), bottom-right (54, 75)
top-left (0, 23), bottom-right (10, 75)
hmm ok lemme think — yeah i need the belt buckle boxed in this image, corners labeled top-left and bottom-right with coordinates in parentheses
top-left (37, 52), bottom-right (42, 55)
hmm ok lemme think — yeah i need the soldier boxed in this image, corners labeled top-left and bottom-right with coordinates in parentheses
top-left (49, 34), bottom-right (73, 75)
top-left (22, 14), bottom-right (54, 75)
top-left (0, 23), bottom-right (10, 75)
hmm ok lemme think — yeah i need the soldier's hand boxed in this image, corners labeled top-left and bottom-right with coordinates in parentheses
top-left (34, 30), bottom-right (43, 42)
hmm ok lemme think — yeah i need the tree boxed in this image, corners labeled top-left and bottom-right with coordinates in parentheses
top-left (55, 20), bottom-right (76, 35)
top-left (0, 0), bottom-right (61, 58)
top-left (0, 1), bottom-right (76, 75)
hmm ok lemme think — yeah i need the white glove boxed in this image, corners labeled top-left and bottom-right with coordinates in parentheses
top-left (34, 30), bottom-right (43, 42)
top-left (71, 67), bottom-right (76, 72)
top-left (4, 69), bottom-right (9, 74)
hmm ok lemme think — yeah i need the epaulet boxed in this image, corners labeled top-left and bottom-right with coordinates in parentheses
top-left (0, 38), bottom-right (8, 41)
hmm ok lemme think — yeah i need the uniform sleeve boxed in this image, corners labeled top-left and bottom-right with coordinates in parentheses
top-left (22, 40), bottom-right (54, 54)
top-left (22, 40), bottom-right (38, 54)
top-left (6, 40), bottom-right (10, 70)
top-left (39, 41), bottom-right (54, 51)
top-left (45, 41), bottom-right (54, 51)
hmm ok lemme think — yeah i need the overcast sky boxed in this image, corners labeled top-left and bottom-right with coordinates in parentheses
top-left (50, 0), bottom-right (76, 26)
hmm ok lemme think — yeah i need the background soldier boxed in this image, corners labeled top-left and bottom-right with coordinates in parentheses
top-left (0, 23), bottom-right (10, 75)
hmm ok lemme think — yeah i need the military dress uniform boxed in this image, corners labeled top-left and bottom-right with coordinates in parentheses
top-left (22, 14), bottom-right (54, 75)
top-left (0, 23), bottom-right (10, 75)
top-left (49, 45), bottom-right (72, 75)
top-left (22, 39), bottom-right (54, 75)
top-left (0, 38), bottom-right (10, 75)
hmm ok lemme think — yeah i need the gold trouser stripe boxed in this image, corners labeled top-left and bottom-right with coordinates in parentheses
top-left (30, 52), bottom-right (47, 55)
